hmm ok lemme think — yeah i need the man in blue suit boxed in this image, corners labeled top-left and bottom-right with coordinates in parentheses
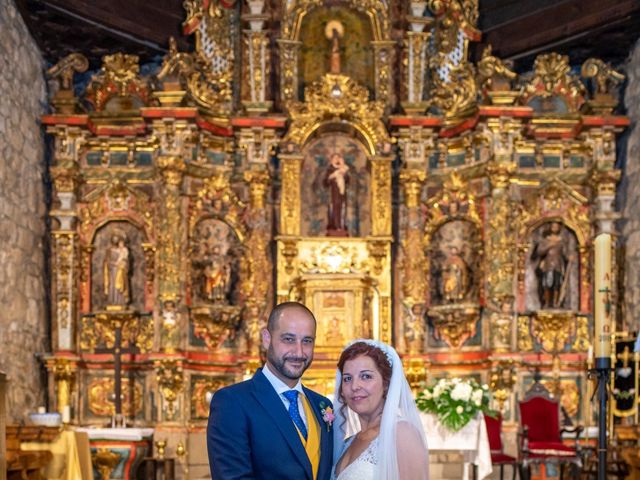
top-left (207, 302), bottom-right (334, 479)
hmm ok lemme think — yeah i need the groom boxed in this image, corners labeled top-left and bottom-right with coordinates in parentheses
top-left (207, 302), bottom-right (334, 479)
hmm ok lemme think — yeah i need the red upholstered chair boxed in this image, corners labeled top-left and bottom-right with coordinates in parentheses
top-left (517, 380), bottom-right (583, 480)
top-left (485, 414), bottom-right (517, 480)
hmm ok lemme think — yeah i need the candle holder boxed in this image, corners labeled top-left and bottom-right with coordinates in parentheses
top-left (592, 232), bottom-right (613, 480)
top-left (590, 355), bottom-right (611, 480)
top-left (155, 439), bottom-right (167, 459)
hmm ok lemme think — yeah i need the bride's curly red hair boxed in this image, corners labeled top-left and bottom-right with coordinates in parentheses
top-left (337, 341), bottom-right (392, 402)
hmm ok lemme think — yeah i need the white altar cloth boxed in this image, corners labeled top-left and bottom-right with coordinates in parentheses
top-left (74, 427), bottom-right (154, 441)
top-left (421, 412), bottom-right (493, 480)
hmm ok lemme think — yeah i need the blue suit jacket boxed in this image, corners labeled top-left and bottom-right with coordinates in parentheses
top-left (207, 368), bottom-right (334, 480)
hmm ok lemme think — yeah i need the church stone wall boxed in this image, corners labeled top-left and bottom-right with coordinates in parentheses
top-left (621, 38), bottom-right (640, 331)
top-left (0, 0), bottom-right (48, 421)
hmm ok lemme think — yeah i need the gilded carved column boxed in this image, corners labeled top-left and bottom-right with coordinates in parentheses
top-left (403, 32), bottom-right (430, 110)
top-left (590, 128), bottom-right (622, 327)
top-left (49, 126), bottom-right (84, 351)
top-left (399, 169), bottom-right (427, 354)
top-left (486, 162), bottom-right (516, 351)
top-left (243, 31), bottom-right (270, 108)
top-left (157, 156), bottom-right (186, 303)
top-left (242, 170), bottom-right (272, 355)
top-left (44, 357), bottom-right (77, 420)
top-left (590, 130), bottom-right (621, 236)
top-left (370, 157), bottom-right (392, 237)
top-left (277, 39), bottom-right (302, 104)
top-left (369, 155), bottom-right (393, 346)
top-left (402, 5), bottom-right (433, 113)
top-left (372, 41), bottom-right (395, 106)
top-left (242, 0), bottom-right (271, 113)
top-left (53, 358), bottom-right (75, 416)
top-left (154, 358), bottom-right (184, 421)
top-left (279, 154), bottom-right (302, 236)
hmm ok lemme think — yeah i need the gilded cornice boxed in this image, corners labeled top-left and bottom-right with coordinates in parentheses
top-left (284, 74), bottom-right (389, 154)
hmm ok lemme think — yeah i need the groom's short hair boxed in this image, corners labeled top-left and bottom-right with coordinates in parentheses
top-left (267, 302), bottom-right (316, 332)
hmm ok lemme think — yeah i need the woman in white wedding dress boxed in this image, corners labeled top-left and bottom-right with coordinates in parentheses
top-left (332, 340), bottom-right (429, 480)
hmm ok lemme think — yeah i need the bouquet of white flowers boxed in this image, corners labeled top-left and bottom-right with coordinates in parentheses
top-left (416, 377), bottom-right (495, 432)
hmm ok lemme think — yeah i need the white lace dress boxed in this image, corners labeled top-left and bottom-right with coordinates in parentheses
top-left (333, 437), bottom-right (378, 480)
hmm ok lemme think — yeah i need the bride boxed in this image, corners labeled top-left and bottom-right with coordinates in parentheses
top-left (332, 339), bottom-right (429, 479)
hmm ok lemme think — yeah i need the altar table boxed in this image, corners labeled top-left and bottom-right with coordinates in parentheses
top-left (421, 412), bottom-right (493, 480)
top-left (75, 428), bottom-right (154, 480)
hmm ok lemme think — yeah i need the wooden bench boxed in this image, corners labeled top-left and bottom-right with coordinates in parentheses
top-left (6, 426), bottom-right (56, 480)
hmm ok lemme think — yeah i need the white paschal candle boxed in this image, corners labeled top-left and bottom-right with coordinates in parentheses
top-left (594, 233), bottom-right (612, 358)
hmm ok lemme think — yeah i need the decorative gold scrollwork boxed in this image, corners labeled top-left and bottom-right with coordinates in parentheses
top-left (427, 303), bottom-right (479, 349)
top-left (191, 305), bottom-right (242, 349)
top-left (532, 310), bottom-right (575, 353)
top-left (47, 53), bottom-right (89, 113)
top-left (490, 360), bottom-right (517, 413)
top-left (86, 53), bottom-right (150, 111)
top-left (476, 45), bottom-right (517, 105)
top-left (155, 359), bottom-right (184, 420)
top-left (284, 74), bottom-right (389, 154)
top-left (520, 53), bottom-right (585, 113)
top-left (88, 377), bottom-right (143, 417)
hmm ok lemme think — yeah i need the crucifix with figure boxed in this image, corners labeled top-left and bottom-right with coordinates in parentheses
top-left (95, 308), bottom-right (139, 427)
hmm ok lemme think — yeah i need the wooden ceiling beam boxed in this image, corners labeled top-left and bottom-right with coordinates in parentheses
top-left (41, 0), bottom-right (188, 51)
top-left (481, 0), bottom-right (640, 60)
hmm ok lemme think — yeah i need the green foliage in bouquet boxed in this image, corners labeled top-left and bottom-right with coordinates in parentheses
top-left (416, 377), bottom-right (496, 432)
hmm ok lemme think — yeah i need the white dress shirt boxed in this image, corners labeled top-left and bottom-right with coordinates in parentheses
top-left (262, 363), bottom-right (308, 427)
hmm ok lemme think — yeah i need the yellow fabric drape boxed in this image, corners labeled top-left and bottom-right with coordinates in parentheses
top-left (21, 430), bottom-right (93, 480)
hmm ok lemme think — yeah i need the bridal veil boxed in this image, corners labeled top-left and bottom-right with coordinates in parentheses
top-left (332, 339), bottom-right (429, 479)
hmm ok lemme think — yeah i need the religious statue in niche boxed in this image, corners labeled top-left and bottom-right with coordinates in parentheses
top-left (103, 230), bottom-right (131, 307)
top-left (299, 7), bottom-right (374, 91)
top-left (202, 246), bottom-right (232, 303)
top-left (441, 246), bottom-right (470, 303)
top-left (304, 135), bottom-right (370, 237)
top-left (430, 220), bottom-right (479, 305)
top-left (526, 221), bottom-right (579, 311)
top-left (92, 222), bottom-right (145, 311)
top-left (326, 20), bottom-right (344, 74)
top-left (324, 153), bottom-right (350, 235)
top-left (191, 219), bottom-right (238, 305)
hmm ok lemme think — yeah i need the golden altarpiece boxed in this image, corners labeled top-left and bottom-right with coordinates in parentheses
top-left (41, 0), bottom-right (628, 470)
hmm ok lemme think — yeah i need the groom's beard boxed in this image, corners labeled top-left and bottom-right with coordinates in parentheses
top-left (267, 347), bottom-right (312, 381)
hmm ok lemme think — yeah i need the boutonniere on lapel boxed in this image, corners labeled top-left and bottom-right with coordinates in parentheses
top-left (319, 402), bottom-right (335, 431)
